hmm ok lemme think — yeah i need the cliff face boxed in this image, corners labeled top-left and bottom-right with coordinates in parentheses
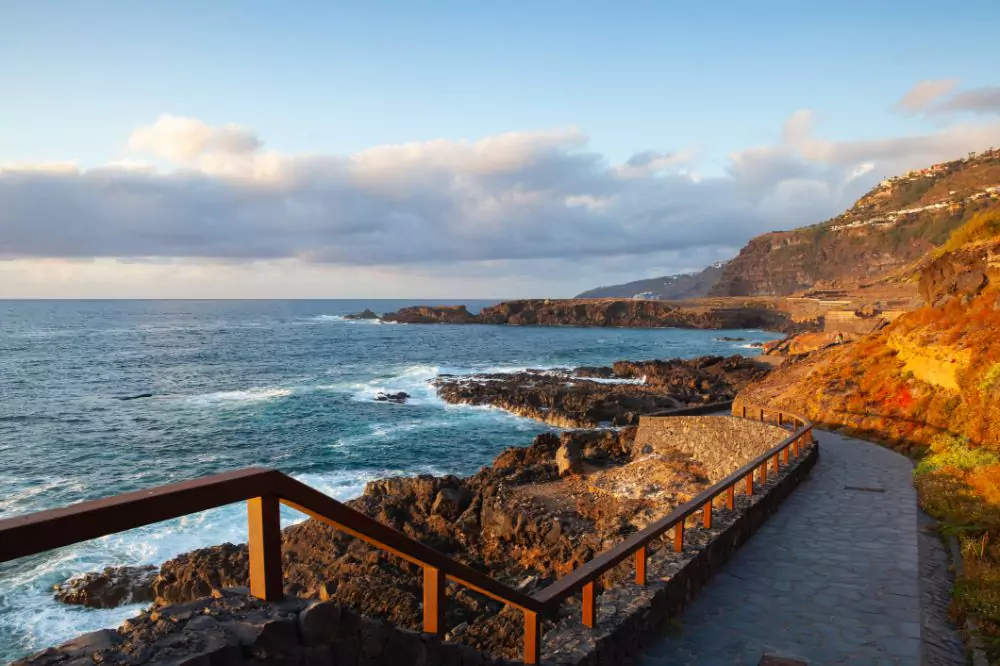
top-left (575, 263), bottom-right (724, 300)
top-left (712, 149), bottom-right (1000, 296)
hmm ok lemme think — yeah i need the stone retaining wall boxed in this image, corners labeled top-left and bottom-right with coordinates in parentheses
top-left (634, 415), bottom-right (790, 481)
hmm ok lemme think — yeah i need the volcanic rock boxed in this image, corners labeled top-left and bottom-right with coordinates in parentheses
top-left (345, 308), bottom-right (380, 320)
top-left (374, 391), bottom-right (410, 403)
top-left (53, 565), bottom-right (158, 609)
top-left (433, 355), bottom-right (770, 427)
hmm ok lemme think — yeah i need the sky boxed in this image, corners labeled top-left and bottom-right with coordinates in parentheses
top-left (2, 0), bottom-right (1000, 299)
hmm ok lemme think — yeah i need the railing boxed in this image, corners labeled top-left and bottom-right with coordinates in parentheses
top-left (0, 403), bottom-right (813, 664)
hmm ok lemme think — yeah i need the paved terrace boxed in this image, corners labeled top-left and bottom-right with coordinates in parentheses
top-left (636, 430), bottom-right (962, 666)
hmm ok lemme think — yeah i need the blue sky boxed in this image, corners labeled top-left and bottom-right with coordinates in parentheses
top-left (2, 1), bottom-right (999, 297)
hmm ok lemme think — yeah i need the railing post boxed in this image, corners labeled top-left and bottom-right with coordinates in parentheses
top-left (761, 460), bottom-right (767, 485)
top-left (703, 501), bottom-right (712, 529)
top-left (674, 521), bottom-right (684, 552)
top-left (635, 545), bottom-right (647, 585)
top-left (727, 484), bottom-right (735, 510)
top-left (772, 454), bottom-right (779, 474)
top-left (746, 471), bottom-right (754, 496)
top-left (582, 581), bottom-right (597, 628)
top-left (423, 566), bottom-right (446, 637)
top-left (524, 609), bottom-right (541, 665)
top-left (778, 413), bottom-right (783, 426)
top-left (248, 496), bottom-right (283, 602)
top-left (794, 435), bottom-right (801, 458)
top-left (783, 446), bottom-right (790, 465)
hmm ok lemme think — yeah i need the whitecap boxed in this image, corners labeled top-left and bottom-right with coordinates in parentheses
top-left (185, 387), bottom-right (293, 406)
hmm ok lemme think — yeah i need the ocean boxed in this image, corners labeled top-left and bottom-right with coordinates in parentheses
top-left (0, 299), bottom-right (780, 661)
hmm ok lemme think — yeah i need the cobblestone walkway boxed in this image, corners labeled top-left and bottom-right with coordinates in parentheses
top-left (636, 430), bottom-right (933, 666)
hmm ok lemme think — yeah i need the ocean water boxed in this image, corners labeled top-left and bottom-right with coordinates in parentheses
top-left (0, 299), bottom-right (780, 661)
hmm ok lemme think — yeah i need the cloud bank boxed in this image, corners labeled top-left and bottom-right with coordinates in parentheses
top-left (3, 96), bottom-right (1000, 296)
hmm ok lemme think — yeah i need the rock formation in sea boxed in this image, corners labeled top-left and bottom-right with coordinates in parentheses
top-left (432, 355), bottom-right (770, 427)
top-left (381, 298), bottom-right (808, 332)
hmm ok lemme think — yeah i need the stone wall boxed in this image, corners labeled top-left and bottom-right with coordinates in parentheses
top-left (633, 415), bottom-right (789, 481)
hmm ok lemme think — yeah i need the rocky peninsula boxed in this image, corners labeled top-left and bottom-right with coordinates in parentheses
top-left (432, 355), bottom-right (770, 428)
top-left (380, 298), bottom-right (809, 332)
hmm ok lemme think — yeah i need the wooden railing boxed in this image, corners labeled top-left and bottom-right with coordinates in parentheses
top-left (0, 403), bottom-right (813, 664)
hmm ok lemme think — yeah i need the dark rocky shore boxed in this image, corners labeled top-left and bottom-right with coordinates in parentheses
top-left (433, 355), bottom-right (769, 428)
top-left (379, 298), bottom-right (808, 332)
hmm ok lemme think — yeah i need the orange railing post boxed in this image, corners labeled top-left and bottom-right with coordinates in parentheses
top-left (582, 581), bottom-right (597, 628)
top-left (248, 495), bottom-right (283, 601)
top-left (423, 565), bottom-right (446, 637)
top-left (703, 501), bottom-right (712, 529)
top-left (524, 610), bottom-right (541, 664)
top-left (635, 545), bottom-right (647, 585)
top-left (674, 521), bottom-right (684, 552)
top-left (746, 471), bottom-right (754, 495)
top-left (727, 484), bottom-right (735, 510)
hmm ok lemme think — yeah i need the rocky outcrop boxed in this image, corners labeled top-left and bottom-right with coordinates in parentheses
top-left (345, 308), bottom-right (380, 320)
top-left (378, 299), bottom-right (806, 332)
top-left (380, 305), bottom-right (478, 324)
top-left (432, 356), bottom-right (770, 428)
top-left (476, 299), bottom-right (795, 330)
top-left (53, 565), bottom-right (158, 609)
top-left (919, 239), bottom-right (1000, 305)
top-left (374, 391), bottom-right (410, 403)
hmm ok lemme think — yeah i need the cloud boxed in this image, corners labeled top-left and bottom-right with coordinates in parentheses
top-left (617, 149), bottom-right (693, 178)
top-left (935, 86), bottom-right (1000, 115)
top-left (3, 106), bottom-right (1000, 297)
top-left (128, 114), bottom-right (262, 163)
top-left (893, 79), bottom-right (958, 113)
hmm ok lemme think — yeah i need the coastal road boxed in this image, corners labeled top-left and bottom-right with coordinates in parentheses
top-left (635, 430), bottom-right (964, 666)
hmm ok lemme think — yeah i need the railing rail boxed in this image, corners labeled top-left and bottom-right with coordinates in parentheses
top-left (0, 401), bottom-right (813, 664)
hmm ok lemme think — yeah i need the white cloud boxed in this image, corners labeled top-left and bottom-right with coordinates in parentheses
top-left (893, 79), bottom-right (958, 113)
top-left (3, 98), bottom-right (1000, 297)
top-left (128, 114), bottom-right (262, 163)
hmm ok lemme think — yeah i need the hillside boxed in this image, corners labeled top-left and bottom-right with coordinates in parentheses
top-left (740, 210), bottom-right (1000, 659)
top-left (711, 149), bottom-right (1000, 297)
top-left (575, 263), bottom-right (724, 300)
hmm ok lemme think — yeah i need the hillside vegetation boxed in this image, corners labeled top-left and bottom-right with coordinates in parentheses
top-left (741, 210), bottom-right (1000, 659)
top-left (712, 149), bottom-right (1000, 297)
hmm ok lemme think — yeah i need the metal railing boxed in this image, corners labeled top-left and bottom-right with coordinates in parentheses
top-left (0, 403), bottom-right (813, 664)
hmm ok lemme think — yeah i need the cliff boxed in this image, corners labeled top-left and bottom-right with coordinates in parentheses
top-left (738, 210), bottom-right (1000, 658)
top-left (712, 149), bottom-right (1000, 297)
top-left (575, 263), bottom-right (725, 300)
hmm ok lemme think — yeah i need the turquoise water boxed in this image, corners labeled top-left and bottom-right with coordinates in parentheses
top-left (0, 299), bottom-right (779, 661)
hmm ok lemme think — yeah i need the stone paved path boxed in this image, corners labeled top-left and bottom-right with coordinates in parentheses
top-left (637, 430), bottom-right (933, 666)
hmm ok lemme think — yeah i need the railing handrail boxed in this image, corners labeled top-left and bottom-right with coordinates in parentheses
top-left (0, 401), bottom-right (813, 664)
